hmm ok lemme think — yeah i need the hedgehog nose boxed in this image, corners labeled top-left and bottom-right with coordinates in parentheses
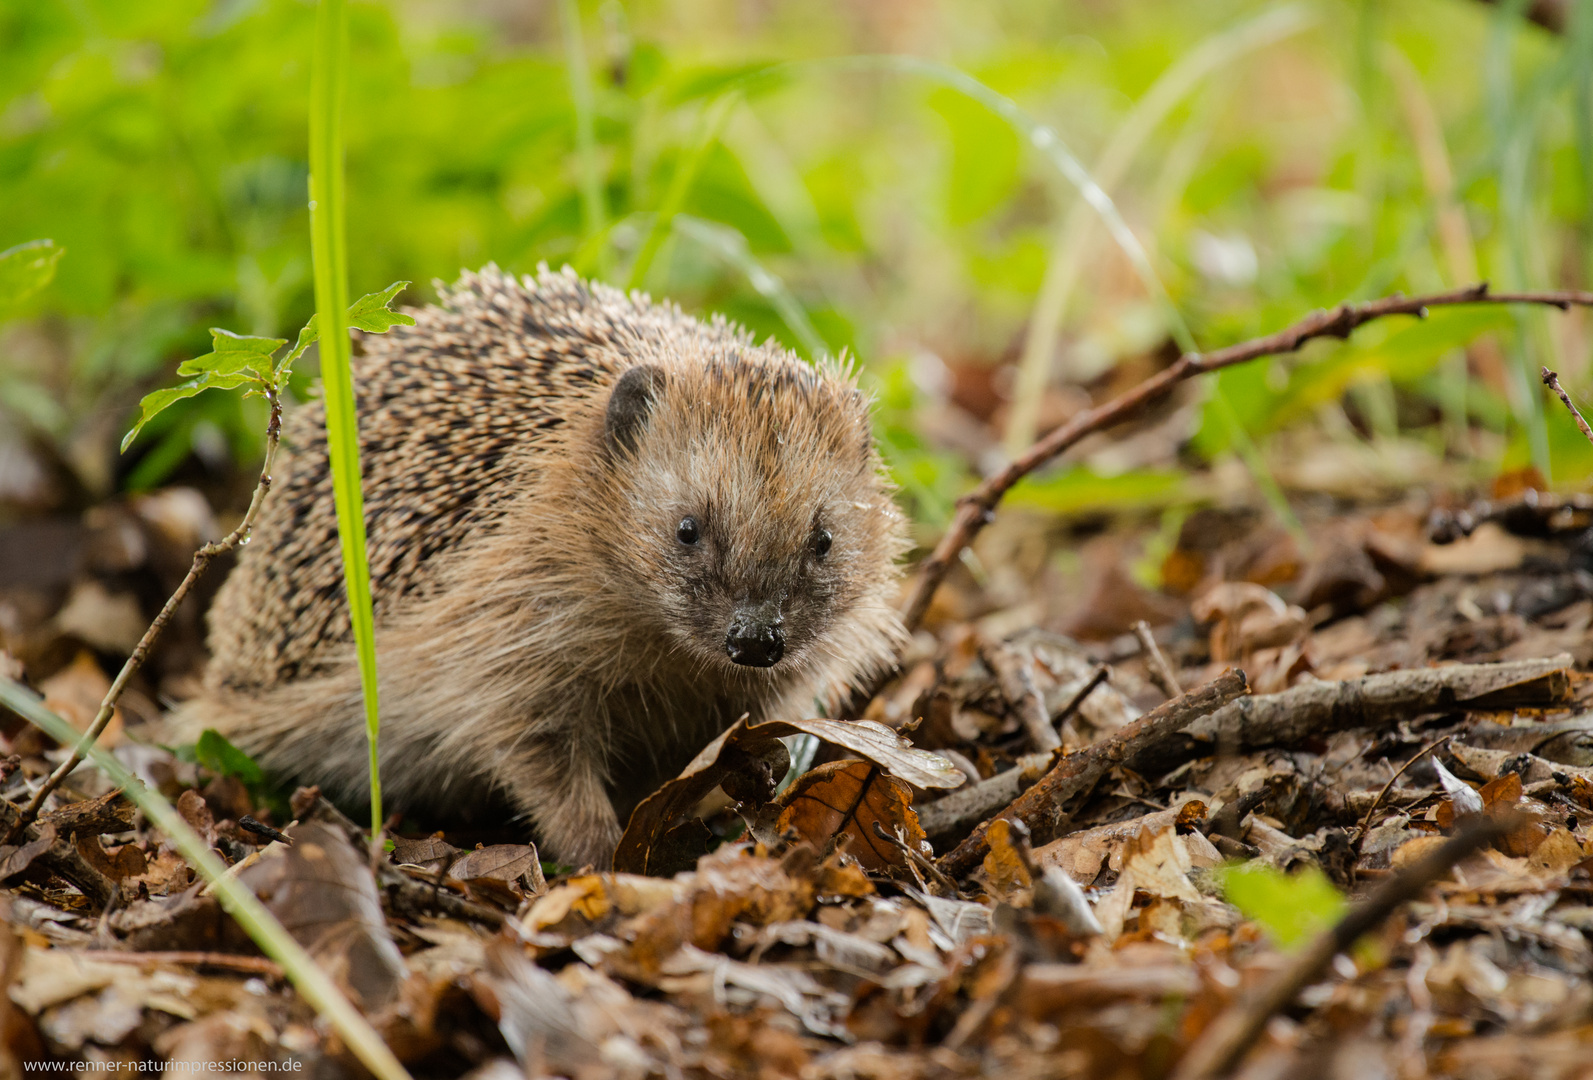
top-left (726, 611), bottom-right (785, 667)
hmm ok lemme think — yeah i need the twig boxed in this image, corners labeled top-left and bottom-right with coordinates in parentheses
top-left (5, 391), bottom-right (282, 841)
top-left (1055, 664), bottom-right (1111, 729)
top-left (981, 641), bottom-right (1061, 752)
top-left (1124, 655), bottom-right (1573, 779)
top-left (919, 666), bottom-right (1110, 840)
top-left (76, 950), bottom-right (286, 977)
top-left (1353, 736), bottom-right (1453, 849)
top-left (939, 668), bottom-right (1250, 877)
top-left (1172, 812), bottom-right (1520, 1080)
top-left (898, 284), bottom-right (1593, 634)
top-left (1541, 367), bottom-right (1593, 448)
top-left (870, 820), bottom-right (959, 896)
top-left (1133, 621), bottom-right (1182, 698)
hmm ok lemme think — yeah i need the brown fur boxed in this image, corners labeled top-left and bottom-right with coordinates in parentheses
top-left (179, 266), bottom-right (908, 866)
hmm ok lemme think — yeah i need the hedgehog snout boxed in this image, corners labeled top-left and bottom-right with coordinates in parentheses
top-left (725, 602), bottom-right (785, 667)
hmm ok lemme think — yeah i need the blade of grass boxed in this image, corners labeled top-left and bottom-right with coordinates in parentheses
top-left (673, 214), bottom-right (829, 360)
top-left (1384, 44), bottom-right (1483, 452)
top-left (0, 678), bottom-right (412, 1080)
top-left (1487, 0), bottom-right (1553, 477)
top-left (560, 0), bottom-right (607, 261)
top-left (1003, 4), bottom-right (1314, 454)
top-left (626, 92), bottom-right (740, 290)
top-left (310, 0), bottom-right (382, 841)
top-left (734, 55), bottom-right (1194, 354)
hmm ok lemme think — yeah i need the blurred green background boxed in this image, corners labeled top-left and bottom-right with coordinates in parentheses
top-left (2, 0), bottom-right (1591, 542)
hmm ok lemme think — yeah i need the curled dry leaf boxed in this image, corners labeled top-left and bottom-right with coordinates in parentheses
top-left (1090, 825), bottom-right (1201, 941)
top-left (450, 844), bottom-right (546, 898)
top-left (775, 761), bottom-right (928, 876)
top-left (980, 819), bottom-right (1032, 906)
top-left (613, 716), bottom-right (790, 876)
top-left (239, 821), bottom-right (406, 1011)
top-left (0, 823), bottom-right (56, 881)
top-left (1191, 582), bottom-right (1309, 664)
top-left (615, 715), bottom-right (962, 876)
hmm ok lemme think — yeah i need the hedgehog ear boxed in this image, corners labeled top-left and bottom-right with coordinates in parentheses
top-left (604, 364), bottom-right (666, 458)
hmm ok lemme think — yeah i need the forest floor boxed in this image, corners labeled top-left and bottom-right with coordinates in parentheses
top-left (5, 472), bottom-right (1593, 1079)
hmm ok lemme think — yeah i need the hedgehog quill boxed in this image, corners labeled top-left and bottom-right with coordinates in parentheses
top-left (181, 267), bottom-right (909, 867)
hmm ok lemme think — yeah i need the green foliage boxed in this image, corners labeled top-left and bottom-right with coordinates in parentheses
top-left (0, 240), bottom-right (63, 309)
top-left (309, 0), bottom-right (383, 843)
top-left (120, 282), bottom-right (413, 453)
top-left (193, 728), bottom-right (267, 789)
top-left (1220, 861), bottom-right (1347, 949)
top-left (5, 0), bottom-right (1593, 520)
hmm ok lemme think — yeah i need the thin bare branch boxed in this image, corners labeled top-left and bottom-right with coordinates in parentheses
top-left (1133, 620), bottom-right (1182, 698)
top-left (898, 284), bottom-right (1593, 634)
top-left (6, 391), bottom-right (283, 841)
top-left (1541, 367), bottom-right (1593, 449)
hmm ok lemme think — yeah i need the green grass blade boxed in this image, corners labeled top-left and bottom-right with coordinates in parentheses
top-left (627, 93), bottom-right (740, 290)
top-left (560, 0), bottom-right (607, 255)
top-left (310, 0), bottom-right (382, 840)
top-left (672, 214), bottom-right (829, 360)
top-left (1004, 4), bottom-right (1315, 454)
top-left (0, 678), bottom-right (412, 1080)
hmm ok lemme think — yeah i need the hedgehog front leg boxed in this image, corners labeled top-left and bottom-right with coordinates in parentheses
top-left (500, 737), bottom-right (623, 869)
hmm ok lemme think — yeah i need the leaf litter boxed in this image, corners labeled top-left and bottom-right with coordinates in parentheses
top-left (7, 487), bottom-right (1593, 1076)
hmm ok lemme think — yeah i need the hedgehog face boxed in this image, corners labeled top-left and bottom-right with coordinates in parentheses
top-left (598, 358), bottom-right (899, 681)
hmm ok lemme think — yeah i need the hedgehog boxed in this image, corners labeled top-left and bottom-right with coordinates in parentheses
top-left (180, 265), bottom-right (909, 867)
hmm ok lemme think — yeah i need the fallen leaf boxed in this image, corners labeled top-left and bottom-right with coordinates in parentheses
top-left (450, 844), bottom-right (546, 897)
top-left (760, 718), bottom-right (965, 791)
top-left (0, 823), bottom-right (56, 881)
top-left (775, 761), bottom-right (927, 876)
top-left (39, 652), bottom-right (120, 748)
top-left (1090, 825), bottom-right (1200, 941)
top-left (389, 835), bottom-right (461, 874)
top-left (615, 715), bottom-right (961, 876)
top-left (980, 819), bottom-right (1033, 905)
top-left (613, 717), bottom-right (791, 876)
top-left (240, 822), bottom-right (405, 1011)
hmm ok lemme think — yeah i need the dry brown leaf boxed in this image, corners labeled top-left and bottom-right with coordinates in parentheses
top-left (980, 819), bottom-right (1033, 906)
top-left (74, 835), bottom-right (147, 883)
top-left (615, 715), bottom-right (961, 876)
top-left (775, 760), bottom-right (926, 876)
top-left (758, 718), bottom-right (965, 791)
top-left (389, 834), bottom-right (461, 873)
top-left (1419, 522), bottom-right (1527, 576)
top-left (240, 822), bottom-right (405, 1011)
top-left (1090, 825), bottom-right (1200, 941)
top-left (39, 652), bottom-right (120, 748)
top-left (1033, 807), bottom-right (1183, 886)
top-left (613, 716), bottom-right (792, 875)
top-left (449, 844), bottom-right (545, 897)
top-left (0, 823), bottom-right (56, 881)
top-left (1191, 582), bottom-right (1309, 664)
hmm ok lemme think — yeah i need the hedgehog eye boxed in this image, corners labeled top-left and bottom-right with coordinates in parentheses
top-left (676, 517), bottom-right (701, 546)
top-left (813, 528), bottom-right (832, 561)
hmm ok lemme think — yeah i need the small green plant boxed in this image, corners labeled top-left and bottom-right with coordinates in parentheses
top-left (1219, 861), bottom-right (1347, 949)
top-left (122, 280), bottom-right (412, 451)
top-left (0, 239), bottom-right (63, 309)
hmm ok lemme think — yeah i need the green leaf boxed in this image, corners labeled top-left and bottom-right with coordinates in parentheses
top-left (176, 327), bottom-right (287, 381)
top-left (0, 240), bottom-right (64, 308)
top-left (195, 728), bottom-right (267, 787)
top-left (1007, 466), bottom-right (1187, 515)
top-left (346, 280), bottom-right (416, 333)
top-left (120, 370), bottom-right (250, 452)
top-left (275, 280), bottom-right (415, 380)
top-left (1220, 861), bottom-right (1347, 948)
